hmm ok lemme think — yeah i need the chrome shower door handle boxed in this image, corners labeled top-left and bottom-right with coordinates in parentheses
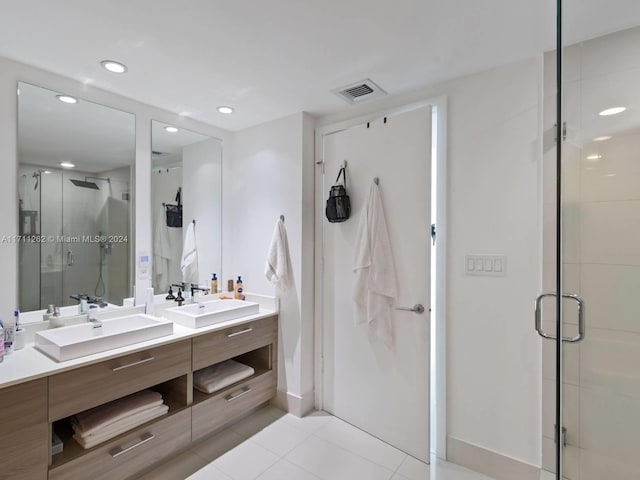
top-left (67, 250), bottom-right (74, 267)
top-left (534, 292), bottom-right (585, 342)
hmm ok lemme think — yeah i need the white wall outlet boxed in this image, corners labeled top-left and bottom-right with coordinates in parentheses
top-left (465, 254), bottom-right (506, 276)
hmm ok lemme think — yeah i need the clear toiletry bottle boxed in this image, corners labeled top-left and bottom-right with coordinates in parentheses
top-left (4, 313), bottom-right (15, 355)
top-left (14, 310), bottom-right (24, 351)
top-left (211, 273), bottom-right (218, 294)
top-left (234, 276), bottom-right (244, 300)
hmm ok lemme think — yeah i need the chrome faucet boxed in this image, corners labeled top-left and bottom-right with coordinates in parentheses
top-left (190, 285), bottom-right (210, 305)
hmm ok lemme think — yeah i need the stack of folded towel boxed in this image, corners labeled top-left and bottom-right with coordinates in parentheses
top-left (71, 389), bottom-right (168, 449)
top-left (194, 359), bottom-right (255, 394)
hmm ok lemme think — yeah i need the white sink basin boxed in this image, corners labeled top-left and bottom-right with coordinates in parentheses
top-left (164, 299), bottom-right (260, 328)
top-left (34, 314), bottom-right (173, 362)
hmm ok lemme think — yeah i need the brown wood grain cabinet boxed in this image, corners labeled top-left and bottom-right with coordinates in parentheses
top-left (0, 379), bottom-right (48, 480)
top-left (0, 314), bottom-right (278, 480)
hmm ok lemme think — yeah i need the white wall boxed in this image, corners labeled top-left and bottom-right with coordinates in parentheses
top-left (0, 55), bottom-right (232, 317)
top-left (224, 112), bottom-right (316, 414)
top-left (183, 138), bottom-right (223, 288)
top-left (318, 58), bottom-right (543, 467)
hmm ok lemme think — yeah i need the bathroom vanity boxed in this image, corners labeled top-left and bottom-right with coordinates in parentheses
top-left (0, 309), bottom-right (278, 480)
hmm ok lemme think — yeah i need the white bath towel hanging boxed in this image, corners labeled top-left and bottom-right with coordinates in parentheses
top-left (353, 181), bottom-right (397, 347)
top-left (181, 221), bottom-right (199, 284)
top-left (265, 217), bottom-right (293, 289)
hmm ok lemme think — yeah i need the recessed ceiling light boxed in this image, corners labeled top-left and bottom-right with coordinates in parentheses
top-left (586, 154), bottom-right (602, 161)
top-left (599, 107), bottom-right (626, 116)
top-left (56, 95), bottom-right (78, 104)
top-left (101, 60), bottom-right (128, 74)
top-left (217, 106), bottom-right (234, 114)
top-left (593, 135), bottom-right (612, 142)
top-left (60, 162), bottom-right (75, 168)
top-left (165, 126), bottom-right (179, 133)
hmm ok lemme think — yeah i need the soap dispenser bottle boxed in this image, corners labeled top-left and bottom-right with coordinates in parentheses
top-left (234, 276), bottom-right (244, 300)
top-left (211, 273), bottom-right (218, 294)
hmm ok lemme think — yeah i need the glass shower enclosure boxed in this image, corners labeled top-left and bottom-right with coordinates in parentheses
top-left (539, 3), bottom-right (640, 478)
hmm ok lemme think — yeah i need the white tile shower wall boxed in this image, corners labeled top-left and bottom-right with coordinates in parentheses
top-left (542, 28), bottom-right (640, 478)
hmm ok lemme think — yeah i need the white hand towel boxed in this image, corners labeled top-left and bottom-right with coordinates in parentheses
top-left (264, 218), bottom-right (293, 289)
top-left (353, 182), bottom-right (397, 347)
top-left (181, 221), bottom-right (199, 284)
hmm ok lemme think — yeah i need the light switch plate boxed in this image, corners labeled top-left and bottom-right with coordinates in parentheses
top-left (465, 254), bottom-right (506, 276)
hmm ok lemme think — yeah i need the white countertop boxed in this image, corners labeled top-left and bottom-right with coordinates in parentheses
top-left (0, 299), bottom-right (277, 390)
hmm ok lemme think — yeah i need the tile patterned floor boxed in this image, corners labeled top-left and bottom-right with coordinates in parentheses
top-left (140, 407), bottom-right (497, 480)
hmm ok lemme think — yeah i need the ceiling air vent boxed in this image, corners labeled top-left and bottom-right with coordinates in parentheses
top-left (333, 79), bottom-right (387, 104)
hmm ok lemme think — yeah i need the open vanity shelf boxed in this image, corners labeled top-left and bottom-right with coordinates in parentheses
top-left (50, 376), bottom-right (190, 473)
top-left (0, 313), bottom-right (278, 480)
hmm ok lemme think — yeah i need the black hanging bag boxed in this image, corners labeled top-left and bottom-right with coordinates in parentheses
top-left (165, 188), bottom-right (183, 228)
top-left (325, 166), bottom-right (351, 223)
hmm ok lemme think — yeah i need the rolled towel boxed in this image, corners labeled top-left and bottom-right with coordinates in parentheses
top-left (72, 389), bottom-right (163, 436)
top-left (194, 359), bottom-right (255, 394)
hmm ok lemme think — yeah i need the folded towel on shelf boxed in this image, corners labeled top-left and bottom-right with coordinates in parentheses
top-left (264, 217), bottom-right (293, 289)
top-left (194, 359), bottom-right (255, 394)
top-left (353, 182), bottom-right (398, 348)
top-left (181, 221), bottom-right (198, 284)
top-left (71, 389), bottom-right (163, 436)
top-left (73, 404), bottom-right (169, 449)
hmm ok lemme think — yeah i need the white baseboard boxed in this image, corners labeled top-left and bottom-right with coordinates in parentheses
top-left (273, 388), bottom-right (315, 417)
top-left (447, 436), bottom-right (540, 480)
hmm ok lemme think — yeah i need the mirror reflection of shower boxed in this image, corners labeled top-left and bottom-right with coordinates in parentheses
top-left (17, 82), bottom-right (134, 313)
top-left (95, 229), bottom-right (113, 298)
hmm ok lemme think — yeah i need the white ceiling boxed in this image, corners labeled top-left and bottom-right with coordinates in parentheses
top-left (17, 82), bottom-right (135, 172)
top-left (2, 1), bottom-right (640, 132)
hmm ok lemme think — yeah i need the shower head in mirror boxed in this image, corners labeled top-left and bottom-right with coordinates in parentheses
top-left (70, 178), bottom-right (99, 189)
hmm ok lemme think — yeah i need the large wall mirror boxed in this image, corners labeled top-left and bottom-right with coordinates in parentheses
top-left (18, 82), bottom-right (135, 312)
top-left (151, 121), bottom-right (222, 295)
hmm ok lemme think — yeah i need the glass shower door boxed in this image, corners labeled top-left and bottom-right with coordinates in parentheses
top-left (541, 9), bottom-right (640, 478)
top-left (563, 24), bottom-right (640, 479)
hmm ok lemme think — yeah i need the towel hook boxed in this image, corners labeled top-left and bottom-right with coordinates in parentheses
top-left (280, 215), bottom-right (285, 223)
top-left (192, 219), bottom-right (196, 225)
top-left (374, 177), bottom-right (379, 185)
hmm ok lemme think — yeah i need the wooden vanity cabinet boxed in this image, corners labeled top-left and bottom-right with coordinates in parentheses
top-left (191, 315), bottom-right (278, 441)
top-left (0, 314), bottom-right (278, 480)
top-left (48, 340), bottom-right (191, 421)
top-left (0, 378), bottom-right (48, 480)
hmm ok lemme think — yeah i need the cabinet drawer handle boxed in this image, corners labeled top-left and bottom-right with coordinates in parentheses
top-left (111, 433), bottom-right (154, 458)
top-left (227, 328), bottom-right (253, 338)
top-left (226, 387), bottom-right (252, 402)
top-left (112, 356), bottom-right (155, 372)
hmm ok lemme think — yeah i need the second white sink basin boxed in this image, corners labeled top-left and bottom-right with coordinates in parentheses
top-left (164, 299), bottom-right (260, 328)
top-left (34, 314), bottom-right (173, 362)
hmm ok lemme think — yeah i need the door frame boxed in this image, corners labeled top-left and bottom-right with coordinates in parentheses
top-left (312, 95), bottom-right (448, 458)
